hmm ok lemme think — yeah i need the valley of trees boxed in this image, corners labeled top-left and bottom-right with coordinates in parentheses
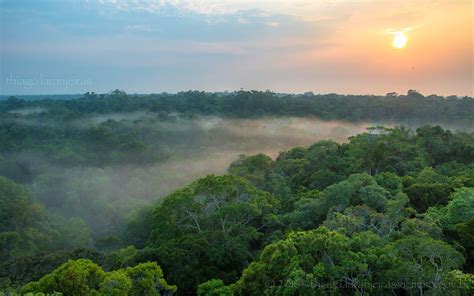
top-left (0, 91), bottom-right (473, 295)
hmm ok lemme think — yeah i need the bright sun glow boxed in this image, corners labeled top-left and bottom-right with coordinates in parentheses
top-left (392, 32), bottom-right (408, 48)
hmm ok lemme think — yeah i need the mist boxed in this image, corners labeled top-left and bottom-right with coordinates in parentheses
top-left (5, 114), bottom-right (470, 243)
top-left (8, 107), bottom-right (48, 115)
top-left (10, 117), bottom-right (372, 238)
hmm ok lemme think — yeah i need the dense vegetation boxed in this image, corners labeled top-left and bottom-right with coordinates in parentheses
top-left (1, 90), bottom-right (471, 172)
top-left (2, 90), bottom-right (473, 123)
top-left (1, 91), bottom-right (473, 295)
top-left (1, 90), bottom-right (471, 246)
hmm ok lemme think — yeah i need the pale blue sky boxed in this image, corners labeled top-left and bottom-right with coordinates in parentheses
top-left (1, 0), bottom-right (472, 95)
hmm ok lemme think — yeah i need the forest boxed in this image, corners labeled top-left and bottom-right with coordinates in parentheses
top-left (1, 91), bottom-right (473, 295)
top-left (2, 90), bottom-right (473, 123)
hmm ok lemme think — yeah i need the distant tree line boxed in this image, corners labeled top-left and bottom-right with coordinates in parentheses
top-left (1, 89), bottom-right (473, 123)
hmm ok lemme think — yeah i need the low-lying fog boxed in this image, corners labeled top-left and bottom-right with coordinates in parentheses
top-left (79, 117), bottom-right (373, 200)
top-left (7, 114), bottom-right (471, 238)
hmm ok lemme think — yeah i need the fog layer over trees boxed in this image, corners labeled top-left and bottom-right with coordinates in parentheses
top-left (1, 90), bottom-right (473, 295)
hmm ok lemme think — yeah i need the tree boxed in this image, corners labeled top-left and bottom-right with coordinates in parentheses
top-left (140, 175), bottom-right (280, 294)
top-left (126, 262), bottom-right (177, 296)
top-left (284, 191), bottom-right (325, 230)
top-left (99, 270), bottom-right (131, 296)
top-left (375, 172), bottom-right (403, 195)
top-left (22, 259), bottom-right (106, 296)
top-left (197, 279), bottom-right (232, 296)
top-left (231, 227), bottom-right (468, 295)
top-left (105, 246), bottom-right (138, 270)
top-left (228, 153), bottom-right (273, 188)
top-left (416, 126), bottom-right (455, 165)
top-left (441, 270), bottom-right (474, 296)
top-left (427, 188), bottom-right (474, 272)
top-left (453, 219), bottom-right (474, 273)
top-left (0, 177), bottom-right (53, 259)
top-left (0, 248), bottom-right (105, 291)
top-left (345, 127), bottom-right (427, 175)
top-left (444, 187), bottom-right (474, 226)
top-left (407, 89), bottom-right (424, 98)
top-left (359, 184), bottom-right (389, 212)
top-left (21, 260), bottom-right (176, 296)
top-left (234, 227), bottom-right (354, 295)
top-left (304, 141), bottom-right (350, 190)
top-left (384, 236), bottom-right (465, 295)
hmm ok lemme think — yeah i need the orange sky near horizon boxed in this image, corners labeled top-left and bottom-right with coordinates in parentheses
top-left (270, 0), bottom-right (473, 96)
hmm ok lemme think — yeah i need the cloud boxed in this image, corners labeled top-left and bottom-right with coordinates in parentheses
top-left (237, 17), bottom-right (250, 24)
top-left (92, 0), bottom-right (346, 21)
top-left (98, 0), bottom-right (130, 11)
top-left (383, 26), bottom-right (414, 35)
top-left (95, 0), bottom-right (243, 15)
top-left (125, 25), bottom-right (153, 32)
top-left (266, 21), bottom-right (280, 28)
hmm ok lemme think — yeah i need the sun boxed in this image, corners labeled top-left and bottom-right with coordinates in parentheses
top-left (392, 32), bottom-right (408, 48)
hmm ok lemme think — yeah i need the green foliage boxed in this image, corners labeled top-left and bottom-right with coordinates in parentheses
top-left (445, 187), bottom-right (474, 226)
top-left (197, 279), bottom-right (232, 296)
top-left (126, 262), bottom-right (177, 296)
top-left (1, 109), bottom-right (473, 295)
top-left (384, 236), bottom-right (465, 295)
top-left (105, 246), bottom-right (138, 270)
top-left (0, 248), bottom-right (105, 290)
top-left (234, 227), bottom-right (357, 295)
top-left (359, 184), bottom-right (389, 212)
top-left (416, 125), bottom-right (474, 166)
top-left (284, 191), bottom-right (325, 230)
top-left (22, 259), bottom-right (106, 296)
top-left (132, 175), bottom-right (280, 294)
top-left (405, 170), bottom-right (453, 212)
top-left (0, 177), bottom-right (54, 259)
top-left (374, 172), bottom-right (403, 194)
top-left (345, 127), bottom-right (428, 175)
top-left (3, 91), bottom-right (472, 124)
top-left (425, 187), bottom-right (474, 272)
top-left (59, 218), bottom-right (93, 249)
top-left (21, 260), bottom-right (176, 296)
top-left (228, 154), bottom-right (273, 188)
top-left (99, 270), bottom-right (131, 296)
top-left (231, 227), bottom-right (468, 295)
top-left (443, 270), bottom-right (474, 296)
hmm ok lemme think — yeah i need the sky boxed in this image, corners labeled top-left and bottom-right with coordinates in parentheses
top-left (0, 0), bottom-right (472, 96)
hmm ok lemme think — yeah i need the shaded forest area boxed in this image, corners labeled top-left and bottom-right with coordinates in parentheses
top-left (1, 91), bottom-right (473, 295)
